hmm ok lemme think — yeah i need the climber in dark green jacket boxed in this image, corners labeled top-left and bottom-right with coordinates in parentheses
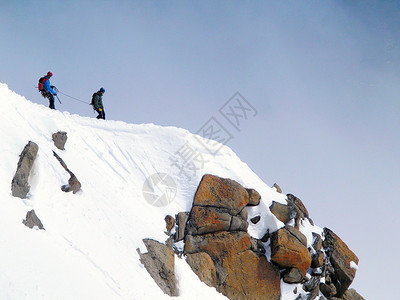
top-left (91, 88), bottom-right (105, 119)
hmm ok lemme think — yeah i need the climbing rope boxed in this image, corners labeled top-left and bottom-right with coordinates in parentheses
top-left (57, 90), bottom-right (90, 105)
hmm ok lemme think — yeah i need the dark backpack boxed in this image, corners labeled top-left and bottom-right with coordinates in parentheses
top-left (91, 92), bottom-right (97, 106)
top-left (38, 76), bottom-right (47, 92)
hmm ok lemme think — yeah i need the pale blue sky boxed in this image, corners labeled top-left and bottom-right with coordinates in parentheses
top-left (1, 1), bottom-right (400, 298)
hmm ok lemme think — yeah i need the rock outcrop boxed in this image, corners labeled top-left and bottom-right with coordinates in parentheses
top-left (142, 173), bottom-right (363, 299)
top-left (246, 188), bottom-right (261, 206)
top-left (186, 252), bottom-right (217, 288)
top-left (340, 288), bottom-right (365, 300)
top-left (269, 194), bottom-right (311, 229)
top-left (137, 239), bottom-right (178, 297)
top-left (192, 174), bottom-right (249, 215)
top-left (174, 212), bottom-right (189, 242)
top-left (269, 201), bottom-right (294, 224)
top-left (22, 209), bottom-right (44, 230)
top-left (185, 231), bottom-right (280, 300)
top-left (322, 228), bottom-right (359, 298)
top-left (53, 151), bottom-right (81, 194)
top-left (268, 195), bottom-right (362, 299)
top-left (164, 215), bottom-right (175, 235)
top-left (182, 175), bottom-right (362, 299)
top-left (183, 174), bottom-right (281, 300)
top-left (11, 141), bottom-right (39, 199)
top-left (270, 225), bottom-right (311, 279)
top-left (52, 131), bottom-right (67, 150)
top-left (273, 183), bottom-right (282, 193)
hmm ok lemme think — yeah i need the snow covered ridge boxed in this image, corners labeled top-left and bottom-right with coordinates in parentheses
top-left (0, 83), bottom-right (363, 299)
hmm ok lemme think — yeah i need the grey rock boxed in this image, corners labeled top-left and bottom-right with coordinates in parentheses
top-left (137, 239), bottom-right (178, 297)
top-left (303, 275), bottom-right (321, 292)
top-left (53, 151), bottom-right (81, 194)
top-left (342, 288), bottom-right (365, 300)
top-left (165, 237), bottom-right (174, 249)
top-left (250, 237), bottom-right (266, 254)
top-left (311, 250), bottom-right (324, 268)
top-left (269, 201), bottom-right (292, 224)
top-left (239, 207), bottom-right (248, 221)
top-left (324, 258), bottom-right (335, 277)
top-left (323, 228), bottom-right (359, 297)
top-left (246, 188), bottom-right (261, 206)
top-left (230, 215), bottom-right (248, 231)
top-left (305, 286), bottom-right (320, 300)
top-left (186, 252), bottom-right (217, 288)
top-left (52, 131), bottom-right (67, 150)
top-left (61, 175), bottom-right (81, 194)
top-left (250, 215), bottom-right (261, 224)
top-left (312, 233), bottom-right (323, 251)
top-left (287, 194), bottom-right (309, 218)
top-left (261, 229), bottom-right (270, 242)
top-left (23, 209), bottom-right (44, 230)
top-left (11, 141), bottom-right (39, 199)
top-left (320, 282), bottom-right (336, 298)
top-left (285, 225), bottom-right (308, 247)
top-left (273, 183), bottom-right (282, 193)
top-left (174, 212), bottom-right (189, 242)
top-left (164, 215), bottom-right (175, 235)
top-left (283, 267), bottom-right (304, 283)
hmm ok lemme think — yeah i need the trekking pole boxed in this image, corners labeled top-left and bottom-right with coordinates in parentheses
top-left (52, 86), bottom-right (62, 104)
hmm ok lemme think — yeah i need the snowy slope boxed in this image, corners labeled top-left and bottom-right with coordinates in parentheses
top-left (0, 83), bottom-right (321, 299)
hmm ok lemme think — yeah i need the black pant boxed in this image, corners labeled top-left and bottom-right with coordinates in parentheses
top-left (48, 94), bottom-right (55, 109)
top-left (96, 108), bottom-right (105, 120)
top-left (42, 91), bottom-right (55, 109)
